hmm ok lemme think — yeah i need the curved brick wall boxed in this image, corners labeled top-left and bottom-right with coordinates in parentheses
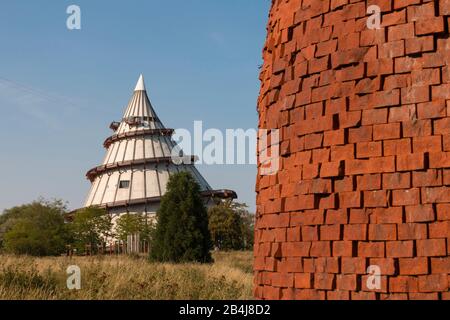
top-left (255, 0), bottom-right (450, 300)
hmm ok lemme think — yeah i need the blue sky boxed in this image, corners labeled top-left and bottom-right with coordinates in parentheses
top-left (0, 0), bottom-right (270, 212)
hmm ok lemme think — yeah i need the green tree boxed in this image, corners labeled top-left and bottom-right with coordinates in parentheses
top-left (69, 206), bottom-right (112, 253)
top-left (150, 172), bottom-right (212, 263)
top-left (0, 199), bottom-right (69, 256)
top-left (208, 201), bottom-right (254, 250)
top-left (115, 213), bottom-right (153, 242)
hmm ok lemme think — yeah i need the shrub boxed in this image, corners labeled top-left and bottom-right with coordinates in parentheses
top-left (150, 172), bottom-right (212, 263)
top-left (0, 199), bottom-right (69, 256)
top-left (69, 206), bottom-right (112, 254)
top-left (208, 201), bottom-right (254, 250)
top-left (115, 213), bottom-right (154, 242)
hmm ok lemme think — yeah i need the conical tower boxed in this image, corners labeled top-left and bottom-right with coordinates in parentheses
top-left (84, 75), bottom-right (236, 217)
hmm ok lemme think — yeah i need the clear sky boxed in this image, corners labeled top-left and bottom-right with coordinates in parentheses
top-left (0, 0), bottom-right (270, 212)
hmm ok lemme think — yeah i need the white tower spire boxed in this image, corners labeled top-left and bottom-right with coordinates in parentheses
top-left (134, 74), bottom-right (146, 91)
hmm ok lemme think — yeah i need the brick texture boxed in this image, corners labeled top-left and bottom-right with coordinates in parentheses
top-left (255, 0), bottom-right (450, 300)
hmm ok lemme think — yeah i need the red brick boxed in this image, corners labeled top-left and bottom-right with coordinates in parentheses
top-left (415, 17), bottom-right (445, 35)
top-left (312, 148), bottom-right (331, 163)
top-left (320, 224), bottom-right (341, 241)
top-left (339, 191), bottom-right (361, 208)
top-left (386, 241), bottom-right (414, 257)
top-left (401, 86), bottom-right (430, 104)
top-left (429, 221), bottom-right (450, 239)
top-left (405, 36), bottom-right (434, 54)
top-left (294, 273), bottom-right (312, 289)
top-left (351, 291), bottom-right (377, 300)
top-left (431, 257), bottom-right (450, 274)
top-left (349, 209), bottom-right (371, 224)
top-left (341, 257), bottom-right (367, 274)
top-left (402, 119), bottom-right (432, 137)
top-left (320, 161), bottom-right (343, 178)
top-left (384, 74), bottom-right (410, 91)
top-left (361, 274), bottom-right (389, 292)
top-left (331, 144), bottom-right (354, 162)
top-left (285, 194), bottom-right (315, 211)
top-left (417, 100), bottom-right (446, 120)
top-left (429, 152), bottom-right (450, 169)
top-left (309, 56), bottom-right (330, 74)
top-left (379, 40), bottom-right (405, 59)
top-left (356, 142), bottom-right (382, 158)
top-left (398, 223), bottom-right (428, 240)
top-left (361, 27), bottom-right (386, 46)
top-left (344, 224), bottom-right (367, 241)
top-left (336, 274), bottom-right (357, 291)
top-left (294, 288), bottom-right (326, 300)
top-left (417, 239), bottom-right (447, 257)
top-left (287, 226), bottom-right (301, 242)
top-left (334, 176), bottom-right (355, 192)
top-left (282, 241), bottom-right (312, 257)
top-left (412, 169), bottom-right (443, 187)
top-left (346, 157), bottom-right (396, 175)
top-left (413, 136), bottom-right (442, 154)
top-left (271, 272), bottom-right (294, 288)
top-left (382, 9), bottom-right (406, 26)
top-left (302, 226), bottom-right (319, 241)
top-left (336, 64), bottom-right (364, 82)
top-left (388, 105), bottom-right (416, 122)
top-left (388, 23), bottom-right (414, 41)
top-left (433, 119), bottom-right (450, 134)
top-left (348, 126), bottom-right (373, 143)
top-left (357, 174), bottom-right (381, 191)
top-left (362, 108), bottom-right (388, 126)
top-left (369, 224), bottom-right (397, 241)
top-left (314, 273), bottom-right (335, 290)
top-left (339, 111), bottom-right (361, 129)
top-left (369, 258), bottom-right (397, 275)
top-left (396, 153), bottom-right (425, 171)
top-left (384, 138), bottom-right (411, 156)
top-left (332, 241), bottom-right (354, 257)
top-left (437, 204), bottom-right (450, 221)
top-left (389, 276), bottom-right (419, 293)
top-left (407, 2), bottom-right (435, 21)
top-left (399, 258), bottom-right (429, 275)
top-left (310, 241), bottom-right (331, 257)
top-left (392, 188), bottom-right (421, 206)
top-left (418, 274), bottom-right (449, 292)
top-left (331, 47), bottom-right (369, 68)
top-left (364, 190), bottom-right (388, 207)
top-left (324, 129), bottom-right (345, 146)
top-left (383, 172), bottom-right (411, 189)
top-left (373, 207), bottom-right (403, 224)
top-left (326, 209), bottom-right (348, 224)
top-left (422, 186), bottom-right (450, 203)
top-left (367, 58), bottom-right (394, 77)
top-left (358, 241), bottom-right (386, 257)
top-left (304, 134), bottom-right (324, 150)
top-left (405, 205), bottom-right (435, 223)
top-left (373, 123), bottom-right (401, 141)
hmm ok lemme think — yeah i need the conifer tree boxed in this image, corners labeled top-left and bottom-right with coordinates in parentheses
top-left (150, 172), bottom-right (212, 263)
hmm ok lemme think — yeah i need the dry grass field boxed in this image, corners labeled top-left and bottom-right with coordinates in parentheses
top-left (0, 251), bottom-right (253, 300)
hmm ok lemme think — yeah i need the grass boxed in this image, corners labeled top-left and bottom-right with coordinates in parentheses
top-left (0, 251), bottom-right (253, 300)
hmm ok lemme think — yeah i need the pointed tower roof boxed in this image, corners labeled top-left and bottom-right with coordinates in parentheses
top-left (134, 74), bottom-right (146, 91)
top-left (83, 74), bottom-right (236, 213)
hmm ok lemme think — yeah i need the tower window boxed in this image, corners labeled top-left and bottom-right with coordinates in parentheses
top-left (119, 180), bottom-right (130, 189)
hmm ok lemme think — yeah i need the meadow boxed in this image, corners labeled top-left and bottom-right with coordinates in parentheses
top-left (0, 251), bottom-right (253, 300)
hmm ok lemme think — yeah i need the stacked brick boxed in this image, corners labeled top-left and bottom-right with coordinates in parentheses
top-left (254, 0), bottom-right (450, 300)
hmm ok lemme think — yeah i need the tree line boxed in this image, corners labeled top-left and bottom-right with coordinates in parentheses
top-left (0, 172), bottom-right (254, 262)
